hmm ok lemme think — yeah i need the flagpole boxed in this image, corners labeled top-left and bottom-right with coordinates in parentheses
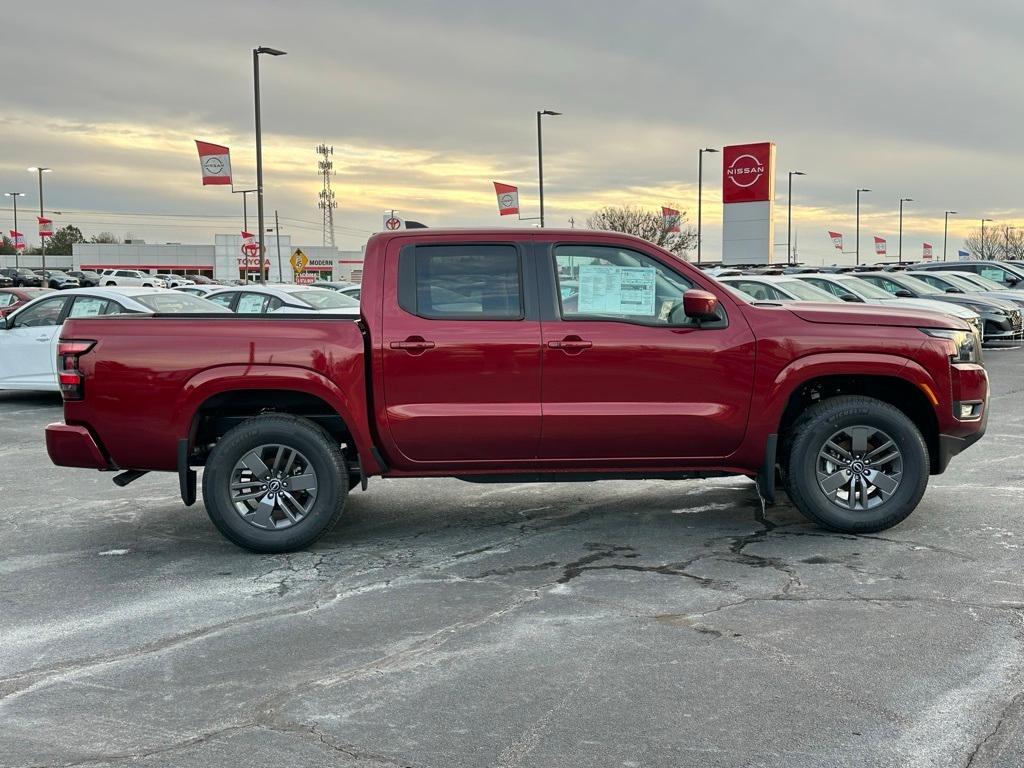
top-left (253, 46), bottom-right (286, 285)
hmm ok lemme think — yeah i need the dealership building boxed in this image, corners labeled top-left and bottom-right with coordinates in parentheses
top-left (67, 234), bottom-right (366, 283)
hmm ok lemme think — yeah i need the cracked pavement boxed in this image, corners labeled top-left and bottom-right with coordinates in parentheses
top-left (1, 347), bottom-right (1023, 767)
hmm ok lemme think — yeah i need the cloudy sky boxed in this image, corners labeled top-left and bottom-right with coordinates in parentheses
top-left (3, 0), bottom-right (1023, 262)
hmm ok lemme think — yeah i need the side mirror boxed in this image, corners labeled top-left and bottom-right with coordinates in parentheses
top-left (1008, 277), bottom-right (1021, 286)
top-left (683, 289), bottom-right (719, 321)
top-left (894, 289), bottom-right (914, 298)
top-left (839, 293), bottom-right (862, 302)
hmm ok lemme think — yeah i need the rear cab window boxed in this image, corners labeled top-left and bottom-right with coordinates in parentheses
top-left (399, 244), bottom-right (523, 319)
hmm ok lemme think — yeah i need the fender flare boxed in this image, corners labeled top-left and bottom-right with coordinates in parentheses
top-left (174, 364), bottom-right (379, 474)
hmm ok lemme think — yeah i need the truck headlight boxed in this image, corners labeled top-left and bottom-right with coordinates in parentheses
top-left (920, 327), bottom-right (981, 364)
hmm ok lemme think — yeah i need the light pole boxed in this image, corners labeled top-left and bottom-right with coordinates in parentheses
top-left (787, 171), bottom-right (806, 264)
top-left (27, 167), bottom-right (52, 273)
top-left (942, 210), bottom-right (957, 261)
top-left (981, 218), bottom-right (993, 259)
top-left (856, 188), bottom-right (871, 265)
top-left (4, 192), bottom-right (25, 269)
top-left (253, 46), bottom-right (286, 284)
top-left (898, 197), bottom-right (913, 264)
top-left (536, 109), bottom-right (561, 228)
top-left (697, 147), bottom-right (718, 265)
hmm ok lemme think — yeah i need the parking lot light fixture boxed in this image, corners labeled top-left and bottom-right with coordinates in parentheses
top-left (898, 197), bottom-right (913, 264)
top-left (537, 110), bottom-right (561, 228)
top-left (697, 148), bottom-right (719, 265)
top-left (856, 188), bottom-right (871, 265)
top-left (943, 211), bottom-right (957, 261)
top-left (4, 192), bottom-right (25, 268)
top-left (27, 167), bottom-right (52, 273)
top-left (254, 46), bottom-right (287, 285)
top-left (787, 171), bottom-right (806, 265)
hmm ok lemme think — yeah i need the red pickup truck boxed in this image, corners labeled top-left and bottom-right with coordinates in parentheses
top-left (46, 229), bottom-right (989, 552)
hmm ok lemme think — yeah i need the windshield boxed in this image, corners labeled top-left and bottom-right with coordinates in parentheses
top-left (132, 292), bottom-right (231, 313)
top-left (892, 275), bottom-right (944, 295)
top-left (835, 276), bottom-right (893, 300)
top-left (291, 289), bottom-right (360, 309)
top-left (961, 273), bottom-right (1008, 291)
top-left (49, 270), bottom-right (71, 278)
top-left (776, 280), bottom-right (841, 302)
top-left (939, 274), bottom-right (987, 293)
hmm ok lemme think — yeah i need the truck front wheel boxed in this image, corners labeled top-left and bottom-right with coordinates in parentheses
top-left (202, 414), bottom-right (348, 552)
top-left (784, 395), bottom-right (929, 533)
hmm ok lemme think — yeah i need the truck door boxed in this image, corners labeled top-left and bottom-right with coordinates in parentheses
top-left (537, 241), bottom-right (756, 461)
top-left (380, 241), bottom-right (542, 465)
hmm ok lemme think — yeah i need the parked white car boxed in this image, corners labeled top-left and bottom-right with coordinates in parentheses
top-left (0, 287), bottom-right (228, 391)
top-left (154, 273), bottom-right (195, 288)
top-left (718, 275), bottom-right (842, 303)
top-left (792, 274), bottom-right (985, 340)
top-left (313, 281), bottom-right (362, 301)
top-left (205, 284), bottom-right (361, 315)
top-left (98, 269), bottom-right (166, 288)
top-left (175, 284), bottom-right (221, 297)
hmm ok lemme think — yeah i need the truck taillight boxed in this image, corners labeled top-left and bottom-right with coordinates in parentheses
top-left (57, 340), bottom-right (95, 401)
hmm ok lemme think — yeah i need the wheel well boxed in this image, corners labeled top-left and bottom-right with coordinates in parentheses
top-left (777, 375), bottom-right (940, 473)
top-left (190, 389), bottom-right (358, 469)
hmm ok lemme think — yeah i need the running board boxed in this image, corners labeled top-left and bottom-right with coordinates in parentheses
top-left (112, 470), bottom-right (149, 487)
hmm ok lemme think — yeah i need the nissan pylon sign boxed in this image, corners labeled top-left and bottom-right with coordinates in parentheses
top-left (721, 142), bottom-right (776, 264)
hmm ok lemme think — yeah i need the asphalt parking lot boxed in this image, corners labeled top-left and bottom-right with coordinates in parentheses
top-left (2, 349), bottom-right (1023, 768)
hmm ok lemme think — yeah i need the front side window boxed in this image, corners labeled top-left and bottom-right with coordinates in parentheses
top-left (979, 265), bottom-right (1015, 285)
top-left (400, 244), bottom-right (523, 319)
top-left (554, 244), bottom-right (696, 326)
top-left (11, 296), bottom-right (69, 328)
top-left (208, 292), bottom-right (237, 309)
top-left (0, 294), bottom-right (14, 308)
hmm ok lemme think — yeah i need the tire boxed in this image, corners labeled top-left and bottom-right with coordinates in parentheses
top-left (784, 395), bottom-right (929, 533)
top-left (201, 414), bottom-right (348, 552)
top-left (107, 281), bottom-right (117, 286)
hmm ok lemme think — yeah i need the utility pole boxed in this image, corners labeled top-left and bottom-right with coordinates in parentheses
top-left (856, 188), bottom-right (871, 265)
top-left (943, 211), bottom-right (957, 261)
top-left (787, 170), bottom-right (806, 264)
top-left (253, 45), bottom-right (286, 285)
top-left (274, 209), bottom-right (283, 283)
top-left (536, 109), bottom-right (561, 228)
top-left (697, 147), bottom-right (718, 265)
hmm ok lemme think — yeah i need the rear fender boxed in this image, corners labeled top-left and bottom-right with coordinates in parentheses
top-left (175, 365), bottom-right (381, 474)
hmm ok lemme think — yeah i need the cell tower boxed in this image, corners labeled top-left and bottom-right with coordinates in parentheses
top-left (316, 144), bottom-right (337, 247)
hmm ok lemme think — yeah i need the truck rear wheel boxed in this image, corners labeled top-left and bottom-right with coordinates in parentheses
top-left (784, 395), bottom-right (929, 533)
top-left (201, 414), bottom-right (348, 552)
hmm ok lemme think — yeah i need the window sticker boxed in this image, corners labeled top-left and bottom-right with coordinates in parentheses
top-left (577, 265), bottom-right (657, 316)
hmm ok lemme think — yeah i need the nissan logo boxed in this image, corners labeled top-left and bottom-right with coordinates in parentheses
top-left (726, 153), bottom-right (764, 188)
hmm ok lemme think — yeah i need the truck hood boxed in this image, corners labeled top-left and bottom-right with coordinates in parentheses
top-left (784, 301), bottom-right (968, 330)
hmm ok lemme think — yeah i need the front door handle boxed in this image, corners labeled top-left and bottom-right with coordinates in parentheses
top-left (390, 336), bottom-right (435, 354)
top-left (547, 335), bottom-right (592, 353)
top-left (36, 335), bottom-right (50, 342)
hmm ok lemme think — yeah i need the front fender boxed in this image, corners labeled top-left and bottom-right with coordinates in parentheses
top-left (175, 364), bottom-right (380, 475)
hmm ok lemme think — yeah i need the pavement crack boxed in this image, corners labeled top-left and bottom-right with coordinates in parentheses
top-left (963, 687), bottom-right (1024, 767)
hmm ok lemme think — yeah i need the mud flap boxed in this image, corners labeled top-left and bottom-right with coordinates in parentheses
top-left (177, 439), bottom-right (197, 507)
top-left (755, 433), bottom-right (778, 507)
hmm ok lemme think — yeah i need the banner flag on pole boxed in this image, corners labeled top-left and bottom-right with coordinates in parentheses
top-left (874, 236), bottom-right (886, 256)
top-left (828, 231), bottom-right (843, 251)
top-left (922, 242), bottom-right (933, 261)
top-left (38, 217), bottom-right (54, 238)
top-left (661, 207), bottom-right (681, 233)
top-left (958, 249), bottom-right (970, 261)
top-left (195, 140), bottom-right (232, 186)
top-left (493, 182), bottom-right (520, 216)
top-left (382, 211), bottom-right (404, 231)
top-left (9, 230), bottom-right (25, 250)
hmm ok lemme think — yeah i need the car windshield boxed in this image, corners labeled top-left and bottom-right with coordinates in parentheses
top-left (893, 275), bottom-right (944, 295)
top-left (290, 289), bottom-right (360, 309)
top-left (131, 292), bottom-right (230, 313)
top-left (776, 280), bottom-right (841, 302)
top-left (960, 273), bottom-right (1008, 291)
top-left (938, 274), bottom-right (986, 293)
top-left (834, 277), bottom-right (894, 300)
top-left (49, 270), bottom-right (71, 278)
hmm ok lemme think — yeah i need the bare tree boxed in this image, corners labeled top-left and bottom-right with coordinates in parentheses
top-left (962, 224), bottom-right (1024, 260)
top-left (586, 204), bottom-right (697, 259)
top-left (90, 232), bottom-right (121, 244)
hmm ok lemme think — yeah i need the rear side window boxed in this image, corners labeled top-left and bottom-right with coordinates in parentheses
top-left (0, 294), bottom-right (13, 308)
top-left (68, 296), bottom-right (110, 317)
top-left (399, 244), bottom-right (523, 319)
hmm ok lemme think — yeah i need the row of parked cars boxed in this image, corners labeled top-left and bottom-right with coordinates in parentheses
top-left (0, 278), bottom-right (365, 392)
top-left (706, 261), bottom-right (1024, 345)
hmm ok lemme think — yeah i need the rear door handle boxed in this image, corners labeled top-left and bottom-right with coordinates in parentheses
top-left (390, 337), bottom-right (435, 353)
